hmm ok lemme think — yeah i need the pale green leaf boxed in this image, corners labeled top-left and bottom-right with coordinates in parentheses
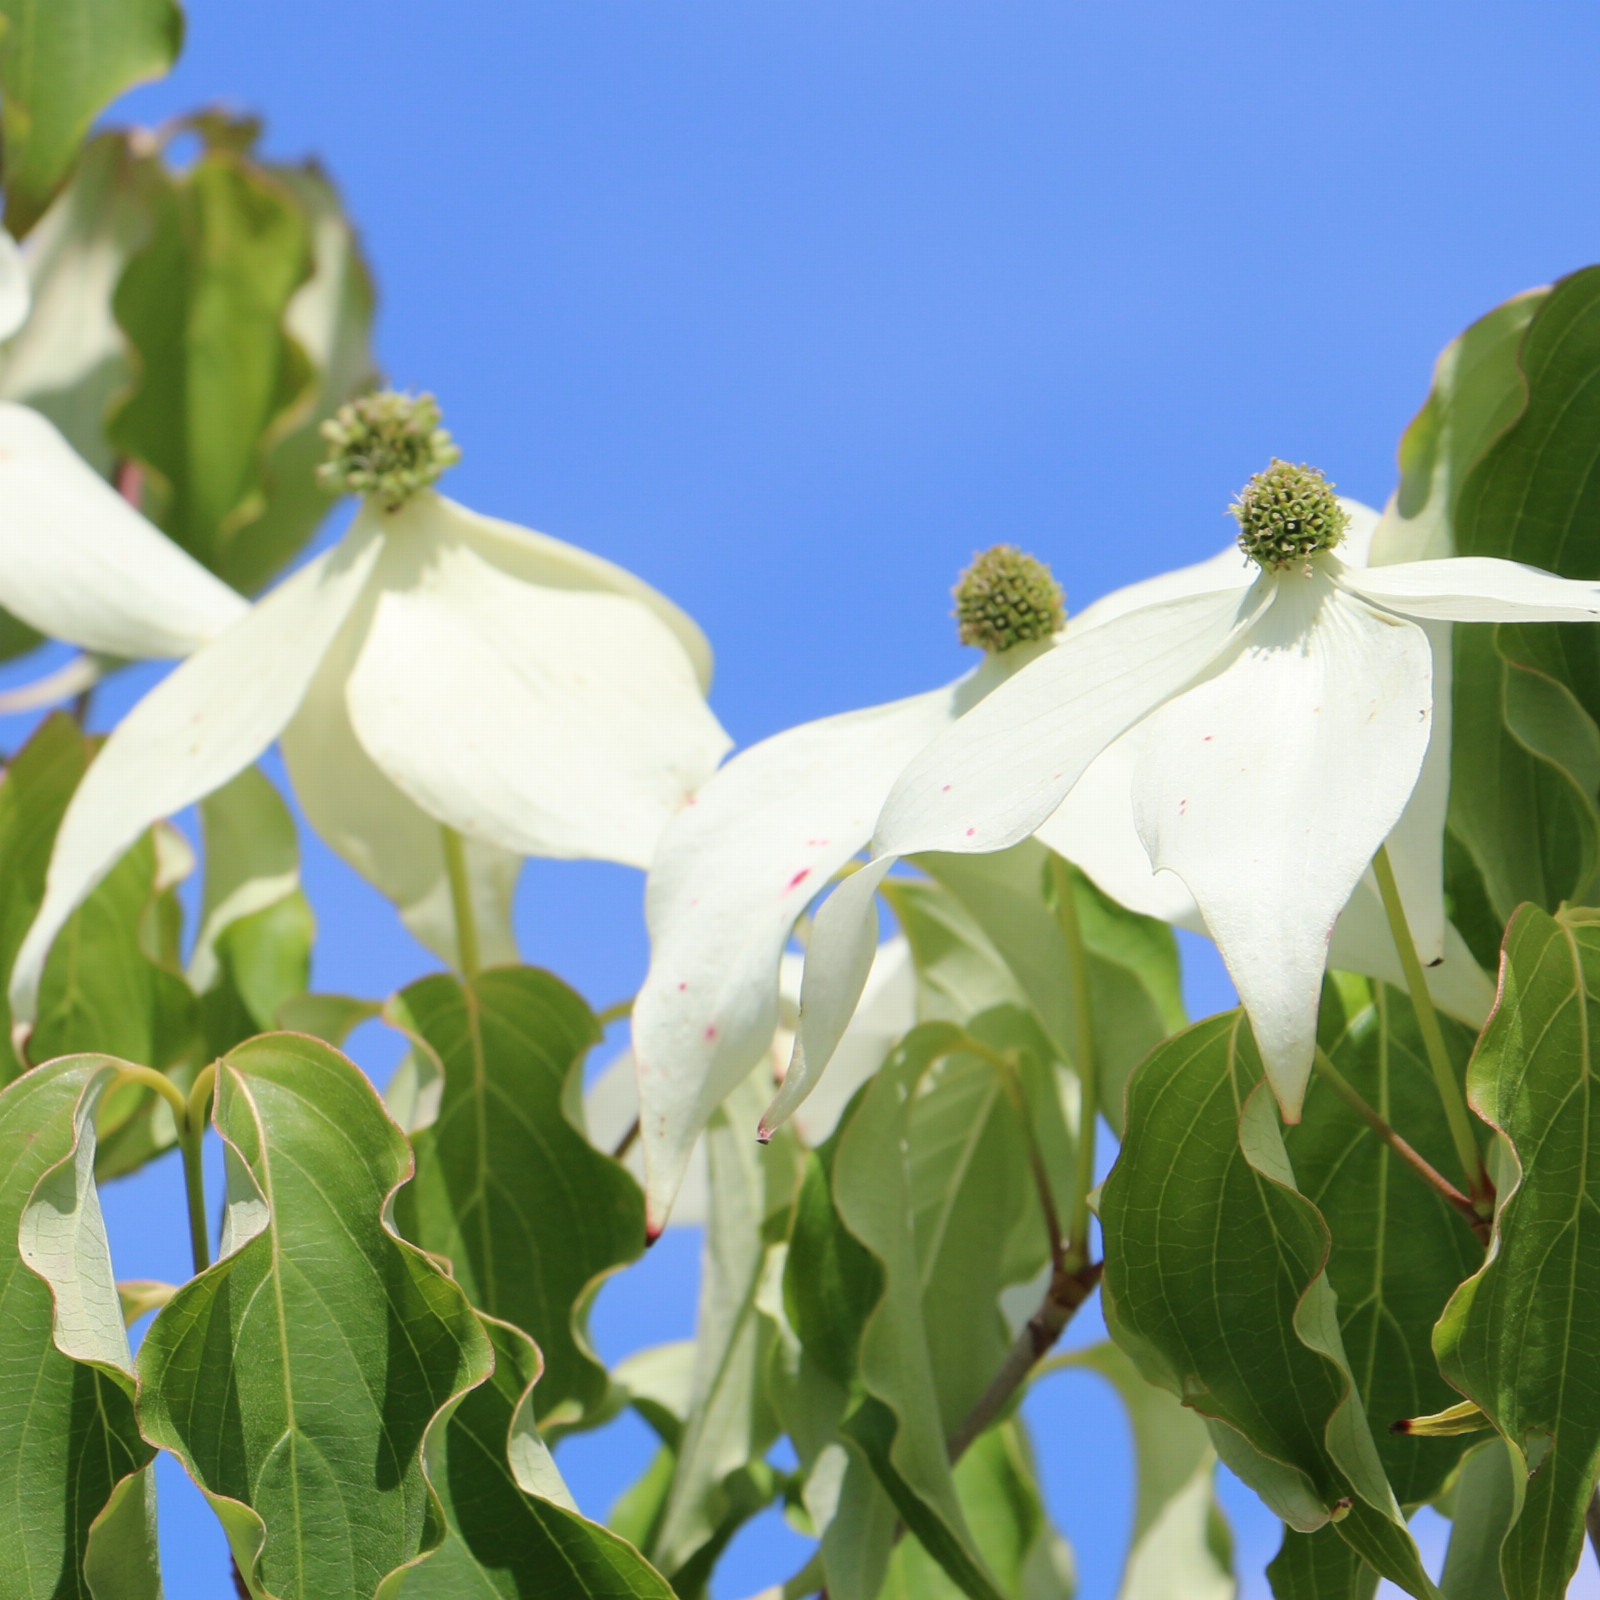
top-left (397, 1313), bottom-right (675, 1599)
top-left (109, 141), bottom-right (316, 591)
top-left (1051, 1341), bottom-right (1232, 1600)
top-left (0, 1054), bottom-right (158, 1596)
top-left (1434, 904), bottom-right (1600, 1600)
top-left (135, 1032), bottom-right (493, 1599)
top-left (1099, 1012), bottom-right (1433, 1597)
top-left (1438, 1440), bottom-right (1518, 1600)
top-left (387, 967), bottom-right (643, 1426)
top-left (914, 843), bottom-right (1183, 1132)
top-left (650, 1073), bottom-right (797, 1577)
top-left (1267, 1527), bottom-right (1377, 1600)
top-left (0, 0), bottom-right (181, 234)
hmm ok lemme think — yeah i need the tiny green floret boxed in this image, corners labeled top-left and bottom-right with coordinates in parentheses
top-left (1231, 459), bottom-right (1348, 570)
top-left (317, 389), bottom-right (461, 510)
top-left (954, 545), bottom-right (1065, 653)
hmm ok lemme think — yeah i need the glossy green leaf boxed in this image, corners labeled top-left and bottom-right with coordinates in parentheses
top-left (1287, 974), bottom-right (1484, 1507)
top-left (1438, 1440), bottom-right (1518, 1600)
top-left (882, 1420), bottom-right (1074, 1600)
top-left (0, 131), bottom-right (158, 472)
top-left (0, 1054), bottom-right (158, 1597)
top-left (387, 967), bottom-right (644, 1426)
top-left (1099, 1012), bottom-right (1432, 1597)
top-left (914, 842), bottom-right (1184, 1132)
top-left (135, 1032), bottom-right (493, 1599)
top-left (109, 142), bottom-right (316, 591)
top-left (1434, 904), bottom-right (1600, 1600)
top-left (1267, 1527), bottom-right (1377, 1600)
top-left (0, 0), bottom-right (181, 234)
top-left (192, 765), bottom-right (313, 1054)
top-left (399, 1312), bottom-right (675, 1598)
top-left (650, 1072), bottom-right (797, 1578)
top-left (1051, 1341), bottom-right (1231, 1600)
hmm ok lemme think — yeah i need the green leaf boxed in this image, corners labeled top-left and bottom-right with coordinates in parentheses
top-left (1099, 1012), bottom-right (1434, 1597)
top-left (1268, 1527), bottom-right (1378, 1600)
top-left (238, 161), bottom-right (378, 592)
top-left (0, 0), bottom-right (182, 234)
top-left (398, 1312), bottom-right (676, 1598)
top-left (386, 967), bottom-right (644, 1426)
top-left (882, 1420), bottom-right (1074, 1600)
top-left (1438, 1440), bottom-right (1518, 1600)
top-left (192, 765), bottom-right (313, 1054)
top-left (1434, 903), bottom-right (1600, 1600)
top-left (0, 711), bottom-right (91, 1083)
top-left (0, 1054), bottom-right (159, 1597)
top-left (1286, 974), bottom-right (1484, 1507)
top-left (826, 1022), bottom-right (1010, 1600)
top-left (914, 843), bottom-right (1184, 1133)
top-left (0, 131), bottom-right (158, 473)
top-left (135, 1032), bottom-right (494, 1599)
top-left (274, 991), bottom-right (381, 1047)
top-left (1052, 1341), bottom-right (1231, 1600)
top-left (649, 1072), bottom-right (797, 1578)
top-left (109, 141), bottom-right (316, 591)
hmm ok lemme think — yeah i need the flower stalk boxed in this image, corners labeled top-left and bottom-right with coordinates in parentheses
top-left (1050, 853), bottom-right (1099, 1272)
top-left (441, 824), bottom-right (481, 982)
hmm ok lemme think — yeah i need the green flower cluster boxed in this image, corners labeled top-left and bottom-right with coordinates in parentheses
top-left (1231, 458), bottom-right (1349, 570)
top-left (317, 390), bottom-right (462, 510)
top-left (953, 544), bottom-right (1065, 653)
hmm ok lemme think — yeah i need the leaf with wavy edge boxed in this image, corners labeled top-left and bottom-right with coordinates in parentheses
top-left (1100, 1011), bottom-right (1433, 1597)
top-left (386, 967), bottom-right (643, 1427)
top-left (135, 1032), bottom-right (492, 1599)
top-left (1434, 904), bottom-right (1600, 1600)
top-left (398, 1312), bottom-right (674, 1597)
top-left (0, 1053), bottom-right (158, 1596)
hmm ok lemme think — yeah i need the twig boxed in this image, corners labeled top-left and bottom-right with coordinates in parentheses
top-left (945, 1258), bottom-right (1102, 1464)
top-left (612, 1116), bottom-right (640, 1160)
top-left (1312, 1047), bottom-right (1489, 1245)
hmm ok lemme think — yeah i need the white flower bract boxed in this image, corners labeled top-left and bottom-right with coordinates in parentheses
top-left (783, 499), bottom-right (1600, 1127)
top-left (9, 488), bottom-right (731, 1033)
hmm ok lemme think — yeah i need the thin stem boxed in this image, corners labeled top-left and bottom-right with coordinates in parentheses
top-left (1371, 845), bottom-right (1492, 1210)
top-left (115, 1065), bottom-right (211, 1275)
top-left (440, 825), bottom-right (480, 981)
top-left (612, 1117), bottom-right (640, 1161)
top-left (596, 997), bottom-right (634, 1027)
top-left (973, 1039), bottom-right (1067, 1274)
top-left (1313, 1048), bottom-right (1488, 1244)
top-left (946, 1259), bottom-right (1103, 1464)
top-left (1050, 854), bottom-right (1099, 1270)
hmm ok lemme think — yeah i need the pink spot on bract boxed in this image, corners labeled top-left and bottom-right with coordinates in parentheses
top-left (787, 868), bottom-right (812, 892)
top-left (677, 981), bottom-right (688, 992)
top-left (966, 827), bottom-right (977, 837)
top-left (942, 784), bottom-right (953, 793)
top-left (1203, 735), bottom-right (1213, 742)
top-left (806, 838), bottom-right (830, 848)
top-left (704, 1024), bottom-right (719, 1042)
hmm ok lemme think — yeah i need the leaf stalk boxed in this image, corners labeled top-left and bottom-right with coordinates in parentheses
top-left (1050, 854), bottom-right (1099, 1270)
top-left (440, 824), bottom-right (480, 981)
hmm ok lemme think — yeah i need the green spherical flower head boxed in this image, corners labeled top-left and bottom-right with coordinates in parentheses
top-left (317, 389), bottom-right (461, 510)
top-left (953, 545), bottom-right (1065, 653)
top-left (1231, 459), bottom-right (1349, 571)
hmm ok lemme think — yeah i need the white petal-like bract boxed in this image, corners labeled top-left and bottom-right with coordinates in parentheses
top-left (634, 681), bottom-right (975, 1231)
top-left (0, 404), bottom-right (247, 657)
top-left (9, 527), bottom-right (383, 1032)
top-left (1336, 556), bottom-right (1600, 623)
top-left (344, 495), bottom-right (731, 870)
top-left (0, 231), bottom-right (29, 341)
top-left (1132, 576), bottom-right (1435, 1114)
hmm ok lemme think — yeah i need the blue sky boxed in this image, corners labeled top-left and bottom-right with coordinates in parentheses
top-left (8, 1), bottom-right (1600, 1594)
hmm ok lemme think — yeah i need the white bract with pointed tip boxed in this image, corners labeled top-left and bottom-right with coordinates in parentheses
top-left (9, 487), bottom-right (731, 1032)
top-left (782, 495), bottom-right (1600, 1127)
top-left (633, 639), bottom-right (1051, 1232)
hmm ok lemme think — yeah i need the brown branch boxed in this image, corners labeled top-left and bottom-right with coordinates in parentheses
top-left (946, 1259), bottom-right (1102, 1465)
